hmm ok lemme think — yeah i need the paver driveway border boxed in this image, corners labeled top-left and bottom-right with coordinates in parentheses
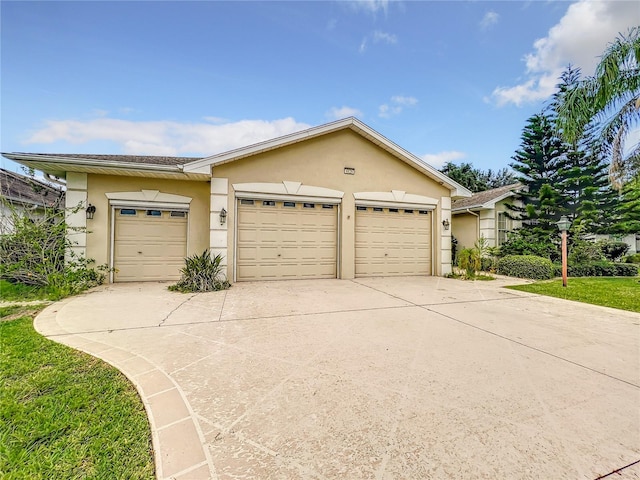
top-left (34, 276), bottom-right (640, 479)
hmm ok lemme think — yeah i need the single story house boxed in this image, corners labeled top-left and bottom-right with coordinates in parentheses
top-left (3, 118), bottom-right (471, 283)
top-left (451, 183), bottom-right (522, 249)
top-left (0, 167), bottom-right (65, 233)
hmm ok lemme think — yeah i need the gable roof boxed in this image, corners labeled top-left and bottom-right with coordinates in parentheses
top-left (2, 153), bottom-right (205, 180)
top-left (2, 118), bottom-right (472, 198)
top-left (0, 168), bottom-right (65, 208)
top-left (183, 117), bottom-right (471, 198)
top-left (452, 183), bottom-right (521, 212)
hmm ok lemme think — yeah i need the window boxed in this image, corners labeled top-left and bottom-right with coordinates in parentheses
top-left (404, 209), bottom-right (414, 214)
top-left (322, 204), bottom-right (334, 209)
top-left (356, 206), bottom-right (367, 211)
top-left (240, 199), bottom-right (254, 206)
top-left (262, 200), bottom-right (275, 207)
top-left (120, 209), bottom-right (137, 216)
top-left (283, 202), bottom-right (296, 208)
top-left (146, 210), bottom-right (162, 217)
top-left (389, 208), bottom-right (399, 213)
top-left (170, 211), bottom-right (186, 218)
top-left (497, 212), bottom-right (511, 245)
top-left (303, 203), bottom-right (315, 209)
top-left (373, 207), bottom-right (383, 212)
top-left (419, 210), bottom-right (429, 215)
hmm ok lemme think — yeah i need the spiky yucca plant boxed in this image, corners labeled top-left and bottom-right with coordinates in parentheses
top-left (169, 250), bottom-right (230, 292)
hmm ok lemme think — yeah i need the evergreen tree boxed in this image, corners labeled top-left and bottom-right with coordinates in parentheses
top-left (504, 112), bottom-right (566, 260)
top-left (612, 175), bottom-right (640, 234)
top-left (549, 67), bottom-right (616, 232)
top-left (440, 163), bottom-right (517, 193)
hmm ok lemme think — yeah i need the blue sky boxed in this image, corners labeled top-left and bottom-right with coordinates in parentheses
top-left (2, 1), bottom-right (638, 176)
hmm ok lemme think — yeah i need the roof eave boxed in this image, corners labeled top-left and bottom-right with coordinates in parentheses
top-left (2, 153), bottom-right (210, 180)
top-left (183, 117), bottom-right (472, 197)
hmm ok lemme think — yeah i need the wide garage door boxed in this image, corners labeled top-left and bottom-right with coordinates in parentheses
top-left (355, 206), bottom-right (431, 277)
top-left (114, 208), bottom-right (187, 282)
top-left (237, 199), bottom-right (338, 281)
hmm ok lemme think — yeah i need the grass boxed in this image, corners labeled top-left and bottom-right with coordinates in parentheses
top-left (0, 279), bottom-right (49, 302)
top-left (0, 310), bottom-right (155, 479)
top-left (506, 277), bottom-right (640, 313)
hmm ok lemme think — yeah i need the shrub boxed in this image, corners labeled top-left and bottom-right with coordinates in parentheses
top-left (625, 253), bottom-right (640, 264)
top-left (0, 201), bottom-right (106, 298)
top-left (457, 248), bottom-right (481, 278)
top-left (598, 240), bottom-right (630, 262)
top-left (568, 240), bottom-right (604, 264)
top-left (169, 250), bottom-right (230, 293)
top-left (497, 255), bottom-right (554, 280)
top-left (499, 229), bottom-right (559, 261)
top-left (555, 262), bottom-right (639, 277)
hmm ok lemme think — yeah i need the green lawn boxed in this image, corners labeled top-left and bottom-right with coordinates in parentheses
top-left (0, 279), bottom-right (49, 302)
top-left (0, 310), bottom-right (155, 479)
top-left (506, 277), bottom-right (640, 313)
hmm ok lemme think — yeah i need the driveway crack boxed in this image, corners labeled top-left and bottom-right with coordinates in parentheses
top-left (594, 459), bottom-right (640, 479)
top-left (158, 293), bottom-right (198, 327)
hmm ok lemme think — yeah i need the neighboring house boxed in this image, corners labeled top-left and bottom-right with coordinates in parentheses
top-left (451, 183), bottom-right (522, 249)
top-left (0, 167), bottom-right (65, 233)
top-left (586, 233), bottom-right (639, 255)
top-left (2, 118), bottom-right (471, 283)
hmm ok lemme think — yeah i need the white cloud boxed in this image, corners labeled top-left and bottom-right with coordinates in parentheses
top-left (359, 38), bottom-right (368, 53)
top-left (378, 95), bottom-right (418, 118)
top-left (326, 106), bottom-right (363, 120)
top-left (491, 0), bottom-right (640, 107)
top-left (420, 151), bottom-right (466, 170)
top-left (391, 95), bottom-right (417, 106)
top-left (372, 30), bottom-right (397, 45)
top-left (348, 0), bottom-right (390, 16)
top-left (359, 29), bottom-right (397, 53)
top-left (480, 11), bottom-right (499, 30)
top-left (25, 117), bottom-right (312, 156)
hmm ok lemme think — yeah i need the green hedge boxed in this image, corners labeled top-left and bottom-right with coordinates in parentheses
top-left (554, 262), bottom-right (639, 277)
top-left (497, 255), bottom-right (555, 280)
top-left (625, 253), bottom-right (640, 264)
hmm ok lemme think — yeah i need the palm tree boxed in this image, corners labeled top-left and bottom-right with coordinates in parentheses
top-left (555, 27), bottom-right (640, 189)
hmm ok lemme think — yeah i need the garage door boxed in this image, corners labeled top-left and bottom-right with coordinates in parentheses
top-left (355, 206), bottom-right (431, 277)
top-left (114, 208), bottom-right (187, 282)
top-left (237, 199), bottom-right (338, 281)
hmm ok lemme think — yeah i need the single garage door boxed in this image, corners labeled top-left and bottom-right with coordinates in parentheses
top-left (355, 206), bottom-right (431, 277)
top-left (113, 208), bottom-right (187, 282)
top-left (237, 199), bottom-right (338, 281)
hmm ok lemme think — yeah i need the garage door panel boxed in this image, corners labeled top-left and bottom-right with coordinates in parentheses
top-left (114, 210), bottom-right (187, 282)
top-left (355, 207), bottom-right (431, 278)
top-left (237, 200), bottom-right (337, 281)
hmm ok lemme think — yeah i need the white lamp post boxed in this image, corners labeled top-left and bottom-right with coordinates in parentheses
top-left (556, 215), bottom-right (571, 287)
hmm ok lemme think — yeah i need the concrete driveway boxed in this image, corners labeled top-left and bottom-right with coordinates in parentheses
top-left (35, 277), bottom-right (640, 480)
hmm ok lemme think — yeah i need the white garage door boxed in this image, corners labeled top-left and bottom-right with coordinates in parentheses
top-left (114, 208), bottom-right (187, 282)
top-left (355, 206), bottom-right (431, 277)
top-left (237, 199), bottom-right (338, 281)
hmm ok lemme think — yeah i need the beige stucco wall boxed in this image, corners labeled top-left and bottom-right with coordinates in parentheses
top-left (212, 129), bottom-right (450, 280)
top-left (452, 212), bottom-right (478, 250)
top-left (85, 174), bottom-right (210, 271)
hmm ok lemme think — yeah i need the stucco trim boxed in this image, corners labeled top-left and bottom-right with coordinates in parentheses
top-left (105, 190), bottom-right (192, 204)
top-left (354, 191), bottom-right (438, 210)
top-left (233, 182), bottom-right (344, 204)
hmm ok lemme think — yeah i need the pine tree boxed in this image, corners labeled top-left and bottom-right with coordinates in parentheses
top-left (503, 112), bottom-right (566, 259)
top-left (612, 175), bottom-right (640, 234)
top-left (508, 113), bottom-right (565, 226)
top-left (550, 67), bottom-right (618, 233)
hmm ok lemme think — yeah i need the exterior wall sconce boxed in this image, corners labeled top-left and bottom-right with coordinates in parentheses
top-left (442, 218), bottom-right (450, 230)
top-left (219, 207), bottom-right (227, 225)
top-left (86, 203), bottom-right (96, 220)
